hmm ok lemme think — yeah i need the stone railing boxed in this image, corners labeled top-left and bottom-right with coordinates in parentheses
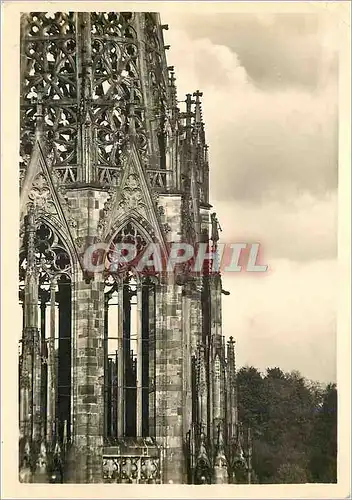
top-left (103, 454), bottom-right (162, 484)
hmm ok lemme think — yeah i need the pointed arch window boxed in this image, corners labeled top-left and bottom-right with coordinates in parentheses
top-left (19, 217), bottom-right (73, 448)
top-left (103, 222), bottom-right (157, 442)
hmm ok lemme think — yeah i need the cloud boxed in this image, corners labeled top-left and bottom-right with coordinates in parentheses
top-left (221, 258), bottom-right (337, 383)
top-left (165, 12), bottom-right (339, 90)
top-left (214, 191), bottom-right (337, 261)
top-left (166, 26), bottom-right (338, 203)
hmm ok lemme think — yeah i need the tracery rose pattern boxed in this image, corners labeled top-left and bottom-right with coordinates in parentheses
top-left (105, 222), bottom-right (147, 275)
top-left (19, 222), bottom-right (71, 286)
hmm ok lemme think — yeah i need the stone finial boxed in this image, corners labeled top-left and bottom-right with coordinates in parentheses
top-left (193, 90), bottom-right (203, 124)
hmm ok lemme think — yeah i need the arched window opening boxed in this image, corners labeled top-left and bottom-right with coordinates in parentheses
top-left (104, 271), bottom-right (156, 442)
top-left (103, 222), bottom-right (157, 442)
top-left (19, 218), bottom-right (72, 447)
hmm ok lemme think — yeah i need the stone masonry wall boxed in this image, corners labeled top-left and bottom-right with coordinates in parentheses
top-left (154, 193), bottom-right (187, 482)
top-left (65, 189), bottom-right (107, 482)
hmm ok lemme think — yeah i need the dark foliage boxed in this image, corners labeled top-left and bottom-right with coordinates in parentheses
top-left (236, 366), bottom-right (337, 483)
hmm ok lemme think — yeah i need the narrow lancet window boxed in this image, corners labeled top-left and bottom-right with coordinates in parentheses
top-left (103, 272), bottom-right (156, 440)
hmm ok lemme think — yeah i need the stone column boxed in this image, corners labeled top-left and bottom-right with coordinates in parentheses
top-left (141, 282), bottom-right (150, 437)
top-left (20, 209), bottom-right (41, 443)
top-left (67, 272), bottom-right (105, 483)
top-left (20, 272), bottom-right (37, 439)
top-left (103, 295), bottom-right (109, 438)
top-left (57, 275), bottom-right (72, 443)
top-left (40, 298), bottom-right (47, 439)
top-left (182, 290), bottom-right (192, 439)
top-left (117, 283), bottom-right (124, 437)
top-left (155, 279), bottom-right (185, 483)
top-left (46, 280), bottom-right (56, 443)
top-left (136, 284), bottom-right (143, 437)
top-left (148, 281), bottom-right (156, 437)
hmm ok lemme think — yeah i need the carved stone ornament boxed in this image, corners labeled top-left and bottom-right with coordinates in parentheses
top-left (103, 458), bottom-right (119, 481)
top-left (36, 442), bottom-right (48, 473)
top-left (157, 205), bottom-right (165, 217)
top-left (151, 191), bottom-right (160, 204)
top-left (97, 188), bottom-right (116, 236)
top-left (28, 173), bottom-right (55, 213)
top-left (102, 455), bottom-right (161, 484)
top-left (119, 173), bottom-right (146, 211)
top-left (140, 457), bottom-right (159, 483)
top-left (51, 167), bottom-right (68, 197)
top-left (67, 217), bottom-right (77, 229)
top-left (75, 236), bottom-right (85, 249)
top-left (20, 367), bottom-right (30, 389)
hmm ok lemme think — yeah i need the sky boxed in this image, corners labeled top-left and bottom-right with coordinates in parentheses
top-left (164, 10), bottom-right (339, 383)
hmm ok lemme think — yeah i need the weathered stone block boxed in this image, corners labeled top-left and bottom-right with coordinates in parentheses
top-left (78, 384), bottom-right (95, 395)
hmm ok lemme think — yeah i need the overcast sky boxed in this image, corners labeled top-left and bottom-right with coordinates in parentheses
top-left (164, 10), bottom-right (338, 383)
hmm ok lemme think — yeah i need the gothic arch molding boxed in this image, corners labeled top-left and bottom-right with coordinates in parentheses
top-left (20, 213), bottom-right (77, 274)
top-left (106, 214), bottom-right (158, 248)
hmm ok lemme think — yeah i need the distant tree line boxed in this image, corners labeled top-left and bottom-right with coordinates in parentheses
top-left (236, 366), bottom-right (337, 483)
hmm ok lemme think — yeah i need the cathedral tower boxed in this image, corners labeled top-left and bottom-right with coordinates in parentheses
top-left (19, 11), bottom-right (251, 484)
